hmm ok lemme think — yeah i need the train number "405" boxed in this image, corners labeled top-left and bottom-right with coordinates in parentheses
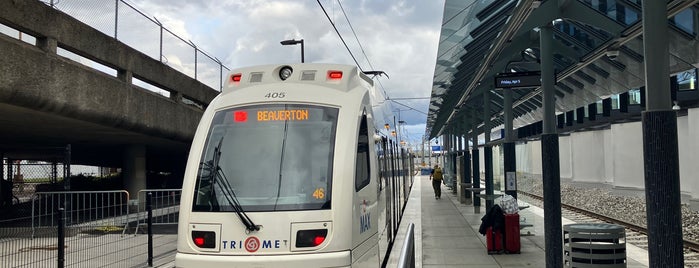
top-left (264, 92), bottom-right (286, 98)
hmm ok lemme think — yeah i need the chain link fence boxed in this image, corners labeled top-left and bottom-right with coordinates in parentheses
top-left (41, 0), bottom-right (229, 91)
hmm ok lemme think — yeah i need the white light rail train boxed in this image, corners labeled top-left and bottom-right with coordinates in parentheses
top-left (176, 63), bottom-right (414, 267)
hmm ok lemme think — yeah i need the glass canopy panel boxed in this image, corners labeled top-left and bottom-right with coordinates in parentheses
top-left (671, 8), bottom-right (695, 35)
top-left (578, 0), bottom-right (641, 26)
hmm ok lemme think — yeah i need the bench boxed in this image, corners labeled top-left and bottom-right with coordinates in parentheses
top-left (475, 194), bottom-right (503, 201)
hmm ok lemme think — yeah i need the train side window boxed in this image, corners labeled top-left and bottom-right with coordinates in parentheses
top-left (355, 114), bottom-right (370, 191)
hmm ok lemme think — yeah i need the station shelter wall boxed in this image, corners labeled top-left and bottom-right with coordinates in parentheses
top-left (506, 107), bottom-right (699, 202)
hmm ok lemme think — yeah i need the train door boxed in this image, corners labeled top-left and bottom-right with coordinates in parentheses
top-left (352, 112), bottom-right (379, 266)
top-left (381, 138), bottom-right (392, 244)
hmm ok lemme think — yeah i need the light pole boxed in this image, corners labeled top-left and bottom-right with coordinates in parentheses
top-left (398, 120), bottom-right (406, 147)
top-left (280, 39), bottom-right (304, 63)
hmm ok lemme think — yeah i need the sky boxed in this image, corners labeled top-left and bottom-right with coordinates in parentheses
top-left (127, 0), bottom-right (446, 147)
top-left (1, 0), bottom-right (446, 148)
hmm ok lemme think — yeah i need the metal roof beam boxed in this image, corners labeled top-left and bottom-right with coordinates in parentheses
top-left (563, 0), bottom-right (625, 36)
top-left (434, 0), bottom-right (539, 138)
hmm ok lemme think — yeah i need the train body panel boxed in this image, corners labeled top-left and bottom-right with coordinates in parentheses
top-left (176, 63), bottom-right (411, 268)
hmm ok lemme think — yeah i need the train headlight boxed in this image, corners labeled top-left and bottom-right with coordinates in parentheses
top-left (192, 230), bottom-right (216, 248)
top-left (296, 229), bottom-right (328, 247)
top-left (279, 66), bottom-right (293, 81)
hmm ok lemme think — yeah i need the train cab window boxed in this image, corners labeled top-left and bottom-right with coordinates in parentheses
top-left (192, 104), bottom-right (338, 212)
top-left (355, 114), bottom-right (371, 191)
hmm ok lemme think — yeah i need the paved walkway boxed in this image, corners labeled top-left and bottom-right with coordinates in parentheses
top-left (390, 174), bottom-right (649, 268)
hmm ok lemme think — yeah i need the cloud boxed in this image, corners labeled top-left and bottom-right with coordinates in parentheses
top-left (118, 0), bottom-right (446, 133)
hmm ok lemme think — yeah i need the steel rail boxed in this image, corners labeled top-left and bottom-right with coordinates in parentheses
top-left (518, 190), bottom-right (699, 252)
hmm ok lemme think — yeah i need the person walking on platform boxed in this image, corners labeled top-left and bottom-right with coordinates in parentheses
top-left (429, 164), bottom-right (443, 199)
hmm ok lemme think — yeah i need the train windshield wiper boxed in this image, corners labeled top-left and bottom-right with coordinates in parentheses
top-left (210, 136), bottom-right (260, 232)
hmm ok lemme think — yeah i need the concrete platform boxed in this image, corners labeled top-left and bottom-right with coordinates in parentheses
top-left (155, 174), bottom-right (650, 267)
top-left (388, 175), bottom-right (649, 268)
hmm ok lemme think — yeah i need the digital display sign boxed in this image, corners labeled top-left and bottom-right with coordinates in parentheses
top-left (494, 71), bottom-right (541, 89)
top-left (257, 109), bottom-right (309, 121)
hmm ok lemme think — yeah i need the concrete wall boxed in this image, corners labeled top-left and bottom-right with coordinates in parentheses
top-left (0, 1), bottom-right (217, 142)
top-left (559, 135), bottom-right (573, 179)
top-left (515, 140), bottom-right (542, 175)
top-left (531, 140), bottom-right (542, 174)
top-left (683, 108), bottom-right (699, 200)
top-left (570, 130), bottom-right (606, 183)
top-left (603, 129), bottom-right (614, 184)
top-left (677, 114), bottom-right (691, 196)
top-left (515, 142), bottom-right (532, 174)
top-left (512, 110), bottom-right (699, 200)
top-left (611, 121), bottom-right (644, 189)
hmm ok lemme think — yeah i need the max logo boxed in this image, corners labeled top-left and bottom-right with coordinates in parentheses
top-left (360, 213), bottom-right (371, 233)
top-left (359, 199), bottom-right (371, 233)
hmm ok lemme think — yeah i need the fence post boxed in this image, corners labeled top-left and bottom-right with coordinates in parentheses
top-left (158, 20), bottom-right (163, 62)
top-left (194, 46), bottom-right (198, 80)
top-left (63, 145), bottom-right (71, 190)
top-left (114, 0), bottom-right (119, 39)
top-left (57, 207), bottom-right (65, 268)
top-left (147, 192), bottom-right (153, 267)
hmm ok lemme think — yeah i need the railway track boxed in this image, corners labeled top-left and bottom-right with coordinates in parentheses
top-left (517, 191), bottom-right (699, 266)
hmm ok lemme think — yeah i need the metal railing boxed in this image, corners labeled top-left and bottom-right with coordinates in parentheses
top-left (42, 0), bottom-right (229, 91)
top-left (397, 223), bottom-right (416, 268)
top-left (31, 190), bottom-right (130, 237)
top-left (135, 189), bottom-right (181, 234)
top-left (0, 189), bottom-right (178, 267)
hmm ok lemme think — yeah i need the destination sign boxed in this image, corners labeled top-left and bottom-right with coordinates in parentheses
top-left (494, 71), bottom-right (541, 89)
top-left (257, 109), bottom-right (309, 121)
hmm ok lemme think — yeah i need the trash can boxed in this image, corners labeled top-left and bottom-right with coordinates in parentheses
top-left (563, 223), bottom-right (626, 267)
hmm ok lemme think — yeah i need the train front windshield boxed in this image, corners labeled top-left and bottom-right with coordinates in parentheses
top-left (193, 104), bottom-right (338, 212)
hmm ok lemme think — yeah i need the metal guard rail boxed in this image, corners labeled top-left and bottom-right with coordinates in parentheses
top-left (397, 223), bottom-right (416, 268)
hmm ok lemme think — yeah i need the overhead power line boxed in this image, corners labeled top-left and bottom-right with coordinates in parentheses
top-left (390, 99), bottom-right (428, 116)
top-left (319, 1), bottom-right (431, 119)
top-left (316, 0), bottom-right (364, 71)
top-left (318, 0), bottom-right (393, 99)
top-left (336, 0), bottom-right (375, 71)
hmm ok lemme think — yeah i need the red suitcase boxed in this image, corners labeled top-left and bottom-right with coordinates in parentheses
top-left (486, 227), bottom-right (503, 254)
top-left (504, 213), bottom-right (521, 253)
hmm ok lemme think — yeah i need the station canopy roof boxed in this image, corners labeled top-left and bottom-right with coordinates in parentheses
top-left (427, 0), bottom-right (699, 139)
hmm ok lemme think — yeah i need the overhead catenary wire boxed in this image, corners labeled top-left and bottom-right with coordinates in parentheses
top-left (336, 0), bottom-right (375, 72)
top-left (317, 0), bottom-right (364, 72)
top-left (319, 0), bottom-right (393, 98)
top-left (319, 0), bottom-right (429, 121)
top-left (390, 99), bottom-right (428, 116)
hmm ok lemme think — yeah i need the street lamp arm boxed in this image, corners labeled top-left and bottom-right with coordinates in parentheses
top-left (280, 39), bottom-right (305, 63)
top-left (280, 39), bottom-right (302, 45)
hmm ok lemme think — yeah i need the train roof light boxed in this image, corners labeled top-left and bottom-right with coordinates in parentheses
top-left (231, 73), bottom-right (242, 83)
top-left (327, 70), bottom-right (343, 80)
top-left (280, 66), bottom-right (293, 81)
